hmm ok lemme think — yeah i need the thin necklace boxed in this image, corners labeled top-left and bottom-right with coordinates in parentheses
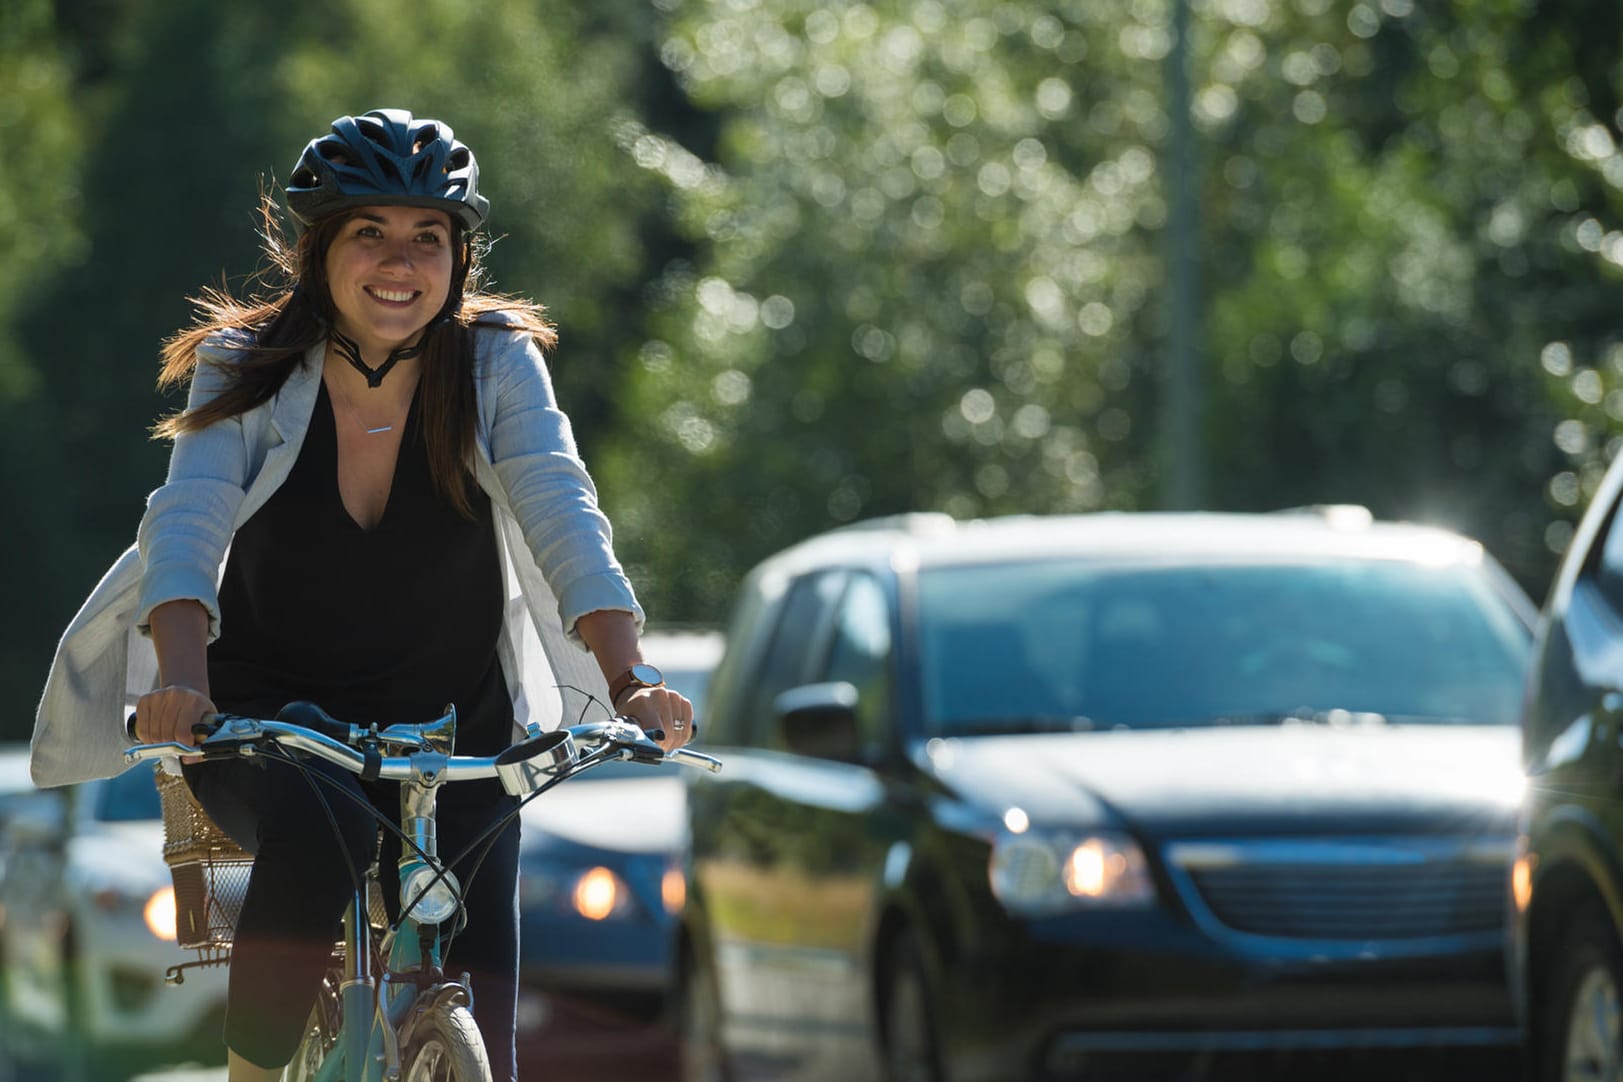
top-left (326, 374), bottom-right (409, 436)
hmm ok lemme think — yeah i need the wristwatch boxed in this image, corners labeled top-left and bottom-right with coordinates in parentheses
top-left (609, 663), bottom-right (665, 708)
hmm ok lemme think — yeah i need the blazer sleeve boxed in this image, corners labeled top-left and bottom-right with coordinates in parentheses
top-left (479, 319), bottom-right (643, 642)
top-left (134, 343), bottom-right (251, 641)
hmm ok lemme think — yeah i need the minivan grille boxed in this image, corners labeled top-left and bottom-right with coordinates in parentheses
top-left (1169, 841), bottom-right (1509, 941)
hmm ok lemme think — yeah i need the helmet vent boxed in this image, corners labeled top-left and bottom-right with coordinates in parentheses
top-left (356, 115), bottom-right (391, 148)
top-left (412, 124), bottom-right (440, 154)
top-left (315, 142), bottom-right (352, 167)
top-left (446, 148), bottom-right (470, 171)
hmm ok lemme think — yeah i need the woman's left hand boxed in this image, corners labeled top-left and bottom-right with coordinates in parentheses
top-left (616, 685), bottom-right (696, 752)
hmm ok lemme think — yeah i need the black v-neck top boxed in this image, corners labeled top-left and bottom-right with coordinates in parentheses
top-left (208, 382), bottom-right (511, 753)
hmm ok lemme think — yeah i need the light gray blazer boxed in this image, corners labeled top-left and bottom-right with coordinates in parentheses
top-left (32, 312), bottom-right (642, 787)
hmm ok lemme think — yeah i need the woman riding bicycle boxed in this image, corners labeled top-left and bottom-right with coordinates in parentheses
top-left (32, 108), bottom-right (694, 1082)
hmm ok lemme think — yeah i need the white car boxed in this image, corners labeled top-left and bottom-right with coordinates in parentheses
top-left (0, 743), bottom-right (36, 888)
top-left (0, 763), bottom-right (229, 1079)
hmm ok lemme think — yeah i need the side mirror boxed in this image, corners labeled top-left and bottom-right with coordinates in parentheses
top-left (774, 682), bottom-right (863, 762)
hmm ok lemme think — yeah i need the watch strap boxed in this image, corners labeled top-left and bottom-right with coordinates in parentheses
top-left (610, 666), bottom-right (662, 707)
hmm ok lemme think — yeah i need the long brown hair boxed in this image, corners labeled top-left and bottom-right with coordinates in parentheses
top-left (155, 193), bottom-right (557, 517)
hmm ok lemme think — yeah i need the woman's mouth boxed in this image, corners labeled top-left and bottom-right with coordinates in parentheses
top-left (366, 286), bottom-right (419, 305)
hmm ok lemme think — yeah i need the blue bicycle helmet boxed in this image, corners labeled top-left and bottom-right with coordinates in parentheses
top-left (285, 108), bottom-right (489, 233)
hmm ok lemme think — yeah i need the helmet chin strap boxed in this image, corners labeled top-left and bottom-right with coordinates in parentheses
top-left (318, 244), bottom-right (465, 389)
top-left (329, 327), bottom-right (424, 389)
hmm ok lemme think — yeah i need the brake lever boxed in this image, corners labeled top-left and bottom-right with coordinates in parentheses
top-left (123, 711), bottom-right (237, 761)
top-left (606, 717), bottom-right (720, 772)
top-left (190, 715), bottom-right (269, 757)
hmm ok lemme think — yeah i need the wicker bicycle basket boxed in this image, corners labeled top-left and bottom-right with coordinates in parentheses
top-left (154, 765), bottom-right (254, 952)
top-left (153, 765), bottom-right (388, 955)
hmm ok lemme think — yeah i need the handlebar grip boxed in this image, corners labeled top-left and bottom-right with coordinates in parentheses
top-left (637, 721), bottom-right (701, 745)
top-left (125, 711), bottom-right (219, 751)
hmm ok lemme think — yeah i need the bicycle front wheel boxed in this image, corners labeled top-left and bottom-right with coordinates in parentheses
top-left (402, 1001), bottom-right (492, 1082)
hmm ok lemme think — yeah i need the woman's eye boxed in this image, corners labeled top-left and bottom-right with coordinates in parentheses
top-left (416, 232), bottom-right (445, 245)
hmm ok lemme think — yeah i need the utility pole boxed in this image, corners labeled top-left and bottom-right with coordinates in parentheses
top-left (1163, 0), bottom-right (1204, 509)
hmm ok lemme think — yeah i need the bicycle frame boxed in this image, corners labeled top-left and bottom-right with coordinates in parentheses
top-left (305, 711), bottom-right (475, 1082)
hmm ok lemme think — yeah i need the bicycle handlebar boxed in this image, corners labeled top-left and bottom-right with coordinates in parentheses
top-left (123, 705), bottom-right (722, 795)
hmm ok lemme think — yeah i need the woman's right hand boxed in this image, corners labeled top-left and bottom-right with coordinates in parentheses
top-left (133, 684), bottom-right (216, 750)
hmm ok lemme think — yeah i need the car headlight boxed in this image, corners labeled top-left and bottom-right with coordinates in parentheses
top-left (989, 830), bottom-right (1155, 915)
top-left (571, 866), bottom-right (638, 922)
top-left (661, 864), bottom-right (686, 915)
top-left (143, 885), bottom-right (177, 941)
top-left (521, 853), bottom-right (659, 922)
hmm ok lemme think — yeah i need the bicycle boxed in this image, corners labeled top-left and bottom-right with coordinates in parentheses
top-left (125, 701), bottom-right (721, 1082)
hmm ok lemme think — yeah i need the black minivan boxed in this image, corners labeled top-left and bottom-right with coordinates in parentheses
top-left (1517, 452), bottom-right (1623, 1081)
top-left (680, 510), bottom-right (1534, 1081)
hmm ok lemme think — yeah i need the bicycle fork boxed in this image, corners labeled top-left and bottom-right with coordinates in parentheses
top-left (340, 776), bottom-right (450, 1081)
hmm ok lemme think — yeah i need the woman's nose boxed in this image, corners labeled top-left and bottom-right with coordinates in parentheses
top-left (379, 239), bottom-right (414, 267)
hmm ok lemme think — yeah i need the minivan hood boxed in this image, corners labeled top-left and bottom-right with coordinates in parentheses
top-left (922, 725), bottom-right (1523, 836)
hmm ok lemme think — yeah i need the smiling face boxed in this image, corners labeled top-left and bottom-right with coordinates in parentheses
top-left (323, 204), bottom-right (454, 359)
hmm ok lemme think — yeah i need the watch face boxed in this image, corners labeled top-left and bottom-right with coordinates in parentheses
top-left (630, 662), bottom-right (664, 686)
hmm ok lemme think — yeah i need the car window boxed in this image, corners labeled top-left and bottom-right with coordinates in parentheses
top-left (662, 664), bottom-right (713, 720)
top-left (95, 765), bottom-right (163, 822)
top-left (1594, 498), bottom-right (1623, 612)
top-left (819, 572), bottom-right (894, 752)
top-left (742, 570), bottom-right (848, 749)
top-left (918, 558), bottom-right (1531, 734)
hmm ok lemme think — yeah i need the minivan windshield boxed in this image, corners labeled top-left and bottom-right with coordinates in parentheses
top-left (916, 558), bottom-right (1531, 735)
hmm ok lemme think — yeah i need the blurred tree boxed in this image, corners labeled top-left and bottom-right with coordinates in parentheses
top-left (605, 0), bottom-right (1616, 622)
top-left (0, 0), bottom-right (83, 403)
top-left (603, 0), bottom-right (1173, 622)
top-left (1192, 0), bottom-right (1592, 593)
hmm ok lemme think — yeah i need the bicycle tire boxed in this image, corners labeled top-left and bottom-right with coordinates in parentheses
top-left (401, 1000), bottom-right (492, 1082)
top-left (282, 972), bottom-right (342, 1082)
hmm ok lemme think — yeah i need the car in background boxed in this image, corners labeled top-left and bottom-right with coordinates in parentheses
top-left (1515, 452), bottom-right (1623, 1081)
top-left (0, 742), bottom-right (40, 1070)
top-left (516, 628), bottom-right (724, 1071)
top-left (677, 509), bottom-right (1534, 1080)
top-left (0, 762), bottom-right (229, 1079)
top-left (0, 743), bottom-right (36, 888)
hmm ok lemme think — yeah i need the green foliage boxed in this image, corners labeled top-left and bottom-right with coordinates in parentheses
top-left (4, 0), bottom-right (1622, 734)
top-left (603, 0), bottom-right (1621, 620)
top-left (0, 0), bottom-right (90, 725)
top-left (1191, 0), bottom-right (1575, 584)
top-left (603, 0), bottom-right (1179, 621)
top-left (0, 0), bottom-right (84, 403)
